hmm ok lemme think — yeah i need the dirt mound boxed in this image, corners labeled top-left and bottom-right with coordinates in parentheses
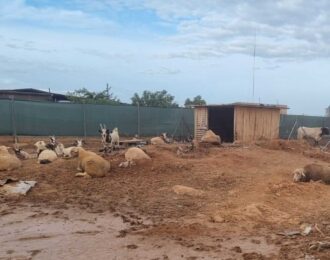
top-left (256, 139), bottom-right (310, 152)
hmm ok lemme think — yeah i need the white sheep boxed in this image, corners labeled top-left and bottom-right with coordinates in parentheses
top-left (34, 141), bottom-right (57, 164)
top-left (150, 133), bottom-right (171, 145)
top-left (71, 147), bottom-right (110, 178)
top-left (297, 127), bottom-right (330, 145)
top-left (119, 147), bottom-right (151, 168)
top-left (0, 146), bottom-right (22, 171)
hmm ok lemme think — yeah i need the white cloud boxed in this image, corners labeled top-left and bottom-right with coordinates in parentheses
top-left (0, 0), bottom-right (116, 30)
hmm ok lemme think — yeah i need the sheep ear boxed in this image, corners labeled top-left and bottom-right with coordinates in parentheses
top-left (98, 129), bottom-right (102, 133)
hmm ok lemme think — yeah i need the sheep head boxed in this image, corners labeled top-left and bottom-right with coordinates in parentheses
top-left (0, 145), bottom-right (11, 155)
top-left (293, 168), bottom-right (306, 182)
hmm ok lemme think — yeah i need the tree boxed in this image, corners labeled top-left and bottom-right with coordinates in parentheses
top-left (67, 86), bottom-right (121, 105)
top-left (326, 106), bottom-right (330, 117)
top-left (184, 95), bottom-right (206, 107)
top-left (131, 90), bottom-right (178, 107)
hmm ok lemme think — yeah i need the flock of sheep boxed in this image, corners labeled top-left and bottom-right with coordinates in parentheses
top-left (1, 125), bottom-right (330, 183)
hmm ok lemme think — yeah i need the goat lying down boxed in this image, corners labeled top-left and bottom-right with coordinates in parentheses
top-left (61, 140), bottom-right (83, 158)
top-left (71, 147), bottom-right (110, 178)
top-left (293, 164), bottom-right (330, 184)
top-left (297, 127), bottom-right (330, 144)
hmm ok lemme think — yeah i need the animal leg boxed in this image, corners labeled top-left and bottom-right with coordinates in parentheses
top-left (75, 172), bottom-right (91, 178)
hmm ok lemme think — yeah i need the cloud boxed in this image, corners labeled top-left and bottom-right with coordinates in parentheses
top-left (115, 0), bottom-right (330, 61)
top-left (142, 67), bottom-right (181, 75)
top-left (77, 48), bottom-right (134, 62)
top-left (0, 0), bottom-right (116, 31)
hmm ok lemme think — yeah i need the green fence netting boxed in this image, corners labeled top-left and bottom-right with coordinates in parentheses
top-left (0, 100), bottom-right (194, 137)
top-left (280, 114), bottom-right (330, 139)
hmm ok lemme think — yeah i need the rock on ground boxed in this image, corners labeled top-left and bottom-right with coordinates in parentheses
top-left (172, 185), bottom-right (204, 197)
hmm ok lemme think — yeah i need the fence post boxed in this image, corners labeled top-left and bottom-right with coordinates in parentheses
top-left (137, 102), bottom-right (141, 137)
top-left (10, 96), bottom-right (17, 143)
top-left (82, 102), bottom-right (87, 139)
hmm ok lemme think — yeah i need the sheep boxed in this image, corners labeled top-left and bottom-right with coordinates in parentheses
top-left (297, 127), bottom-right (330, 145)
top-left (34, 141), bottom-right (57, 164)
top-left (150, 133), bottom-right (170, 145)
top-left (200, 129), bottom-right (221, 144)
top-left (0, 146), bottom-right (22, 171)
top-left (293, 164), bottom-right (330, 184)
top-left (71, 147), bottom-right (110, 178)
top-left (119, 147), bottom-right (151, 168)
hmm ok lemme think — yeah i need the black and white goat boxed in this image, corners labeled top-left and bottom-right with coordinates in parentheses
top-left (45, 135), bottom-right (64, 156)
top-left (99, 124), bottom-right (120, 153)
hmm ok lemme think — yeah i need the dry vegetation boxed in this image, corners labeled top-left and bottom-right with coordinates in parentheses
top-left (1, 136), bottom-right (330, 259)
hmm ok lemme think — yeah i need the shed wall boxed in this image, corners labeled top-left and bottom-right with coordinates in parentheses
top-left (194, 107), bottom-right (208, 140)
top-left (234, 106), bottom-right (280, 142)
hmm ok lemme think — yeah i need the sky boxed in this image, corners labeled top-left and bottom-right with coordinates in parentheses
top-left (0, 0), bottom-right (330, 115)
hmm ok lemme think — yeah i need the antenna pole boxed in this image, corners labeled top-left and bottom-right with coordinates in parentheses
top-left (252, 30), bottom-right (256, 101)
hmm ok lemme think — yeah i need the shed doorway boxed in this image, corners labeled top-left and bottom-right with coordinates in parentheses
top-left (208, 106), bottom-right (234, 142)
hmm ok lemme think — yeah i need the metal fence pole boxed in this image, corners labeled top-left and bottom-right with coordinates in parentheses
top-left (82, 102), bottom-right (87, 139)
top-left (10, 96), bottom-right (17, 143)
top-left (137, 102), bottom-right (141, 137)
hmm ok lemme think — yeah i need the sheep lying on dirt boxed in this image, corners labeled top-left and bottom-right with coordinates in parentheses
top-left (34, 141), bottom-right (57, 164)
top-left (201, 130), bottom-right (221, 144)
top-left (71, 147), bottom-right (110, 178)
top-left (0, 146), bottom-right (22, 171)
top-left (293, 164), bottom-right (330, 184)
top-left (119, 147), bottom-right (151, 168)
top-left (150, 133), bottom-right (170, 145)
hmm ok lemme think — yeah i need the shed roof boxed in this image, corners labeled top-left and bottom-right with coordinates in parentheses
top-left (193, 102), bottom-right (288, 110)
top-left (0, 88), bottom-right (68, 101)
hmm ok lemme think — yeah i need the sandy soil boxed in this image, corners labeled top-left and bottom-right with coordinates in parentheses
top-left (1, 136), bottom-right (330, 259)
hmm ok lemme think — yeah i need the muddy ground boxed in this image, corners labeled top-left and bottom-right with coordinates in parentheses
top-left (1, 136), bottom-right (330, 259)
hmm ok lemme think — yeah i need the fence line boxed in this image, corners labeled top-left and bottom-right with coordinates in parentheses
top-left (1, 99), bottom-right (329, 140)
top-left (280, 114), bottom-right (330, 139)
top-left (0, 100), bottom-right (194, 138)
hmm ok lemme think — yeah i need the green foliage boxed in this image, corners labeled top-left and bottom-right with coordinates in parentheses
top-left (184, 95), bottom-right (206, 107)
top-left (131, 90), bottom-right (178, 107)
top-left (67, 87), bottom-right (121, 105)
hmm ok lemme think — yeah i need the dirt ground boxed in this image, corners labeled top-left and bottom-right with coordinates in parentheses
top-left (2, 136), bottom-right (330, 259)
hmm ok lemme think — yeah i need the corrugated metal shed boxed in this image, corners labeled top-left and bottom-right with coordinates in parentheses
top-left (194, 102), bottom-right (288, 143)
